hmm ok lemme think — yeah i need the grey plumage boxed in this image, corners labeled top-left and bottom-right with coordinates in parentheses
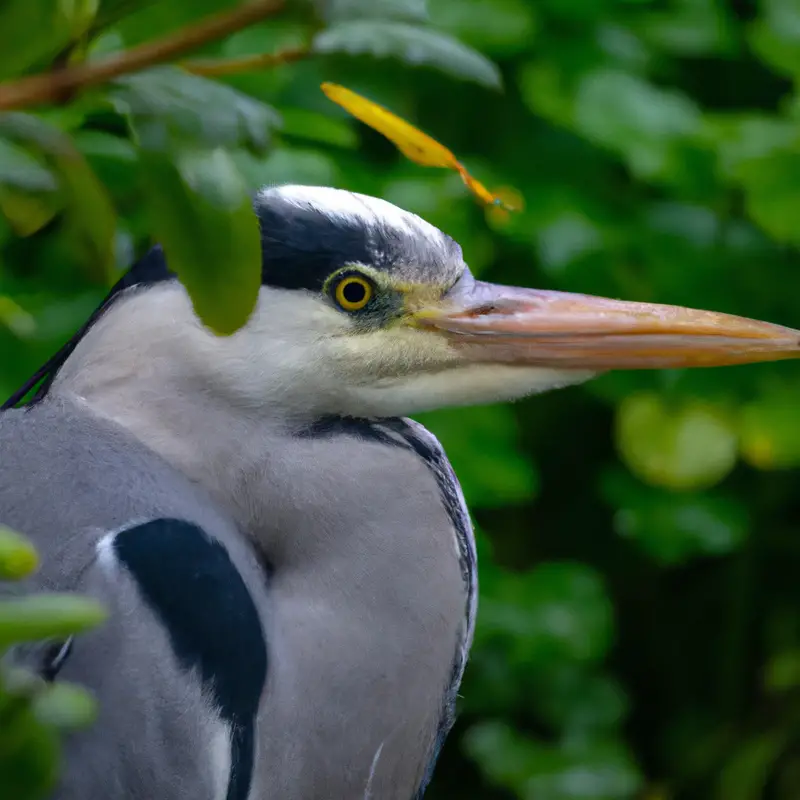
top-left (1, 383), bottom-right (472, 798)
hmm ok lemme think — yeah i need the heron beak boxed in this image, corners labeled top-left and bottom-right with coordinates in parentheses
top-left (414, 279), bottom-right (800, 370)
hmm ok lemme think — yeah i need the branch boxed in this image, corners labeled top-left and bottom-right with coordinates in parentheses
top-left (183, 44), bottom-right (310, 78)
top-left (0, 0), bottom-right (285, 111)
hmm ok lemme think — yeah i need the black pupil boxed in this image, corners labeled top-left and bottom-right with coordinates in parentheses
top-left (342, 280), bottom-right (367, 305)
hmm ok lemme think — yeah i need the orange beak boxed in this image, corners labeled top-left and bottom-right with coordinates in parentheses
top-left (415, 278), bottom-right (800, 370)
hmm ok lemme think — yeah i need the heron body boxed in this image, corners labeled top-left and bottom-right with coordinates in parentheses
top-left (2, 186), bottom-right (481, 800)
top-left (3, 185), bottom-right (799, 800)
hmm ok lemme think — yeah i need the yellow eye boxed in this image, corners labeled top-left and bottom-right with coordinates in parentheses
top-left (333, 274), bottom-right (374, 311)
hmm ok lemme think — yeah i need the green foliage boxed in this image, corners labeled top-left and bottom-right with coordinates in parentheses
top-left (2, 0), bottom-right (800, 798)
top-left (0, 529), bottom-right (105, 800)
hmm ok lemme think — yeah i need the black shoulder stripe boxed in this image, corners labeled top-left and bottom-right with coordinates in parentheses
top-left (112, 518), bottom-right (267, 800)
top-left (297, 415), bottom-right (398, 446)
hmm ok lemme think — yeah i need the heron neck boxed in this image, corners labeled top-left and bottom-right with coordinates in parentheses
top-left (48, 292), bottom-right (315, 534)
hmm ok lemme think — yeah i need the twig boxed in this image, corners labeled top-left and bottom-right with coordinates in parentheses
top-left (183, 44), bottom-right (310, 78)
top-left (0, 0), bottom-right (285, 111)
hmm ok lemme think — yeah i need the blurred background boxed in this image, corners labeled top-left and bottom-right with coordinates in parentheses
top-left (3, 0), bottom-right (800, 798)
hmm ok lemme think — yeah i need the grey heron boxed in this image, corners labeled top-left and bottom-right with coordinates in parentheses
top-left (1, 184), bottom-right (798, 800)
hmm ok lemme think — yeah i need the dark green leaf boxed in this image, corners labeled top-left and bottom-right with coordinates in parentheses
top-left (465, 722), bottom-right (643, 800)
top-left (93, 0), bottom-right (157, 32)
top-left (532, 666), bottom-right (630, 736)
top-left (278, 109), bottom-right (358, 149)
top-left (138, 147), bottom-right (261, 335)
top-left (605, 474), bottom-right (749, 565)
top-left (574, 69), bottom-right (701, 178)
top-left (429, 0), bottom-right (538, 56)
top-left (636, 0), bottom-right (735, 56)
top-left (478, 562), bottom-right (614, 664)
top-left (716, 733), bottom-right (789, 800)
top-left (111, 67), bottom-right (282, 152)
top-left (0, 0), bottom-right (96, 80)
top-left (0, 113), bottom-right (116, 280)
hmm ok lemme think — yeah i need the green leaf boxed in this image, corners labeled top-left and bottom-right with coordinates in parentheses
top-left (0, 594), bottom-right (107, 647)
top-left (702, 114), bottom-right (800, 242)
top-left (604, 472), bottom-right (749, 565)
top-left (739, 392), bottom-right (800, 469)
top-left (73, 131), bottom-right (139, 196)
top-left (93, 0), bottom-right (156, 31)
top-left (322, 0), bottom-right (429, 24)
top-left (31, 683), bottom-right (97, 730)
top-left (574, 69), bottom-right (701, 178)
top-left (636, 0), bottom-right (734, 56)
top-left (429, 0), bottom-right (538, 56)
top-left (0, 0), bottom-right (97, 80)
top-left (313, 21), bottom-right (502, 89)
top-left (764, 648), bottom-right (800, 692)
top-left (112, 0), bottom-right (244, 47)
top-left (464, 722), bottom-right (643, 800)
top-left (278, 109), bottom-right (359, 149)
top-left (517, 61), bottom-right (574, 127)
top-left (0, 527), bottom-right (38, 580)
top-left (615, 393), bottom-right (738, 490)
top-left (532, 666), bottom-right (630, 737)
top-left (748, 0), bottom-right (800, 77)
top-left (478, 562), bottom-right (614, 664)
top-left (716, 732), bottom-right (788, 800)
top-left (138, 147), bottom-right (261, 335)
top-left (0, 140), bottom-right (56, 193)
top-left (53, 148), bottom-right (118, 284)
top-left (536, 212), bottom-right (605, 273)
top-left (0, 113), bottom-right (116, 280)
top-left (111, 67), bottom-right (282, 152)
top-left (734, 152), bottom-right (800, 246)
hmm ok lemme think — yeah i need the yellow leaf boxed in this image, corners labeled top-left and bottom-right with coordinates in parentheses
top-left (456, 165), bottom-right (495, 205)
top-left (321, 82), bottom-right (458, 169)
top-left (321, 82), bottom-right (518, 211)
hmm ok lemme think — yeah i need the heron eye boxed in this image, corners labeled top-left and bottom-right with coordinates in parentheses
top-left (333, 274), bottom-right (373, 312)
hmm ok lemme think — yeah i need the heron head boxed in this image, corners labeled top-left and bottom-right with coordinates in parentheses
top-left (166, 184), bottom-right (795, 419)
top-left (38, 185), bottom-right (800, 421)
